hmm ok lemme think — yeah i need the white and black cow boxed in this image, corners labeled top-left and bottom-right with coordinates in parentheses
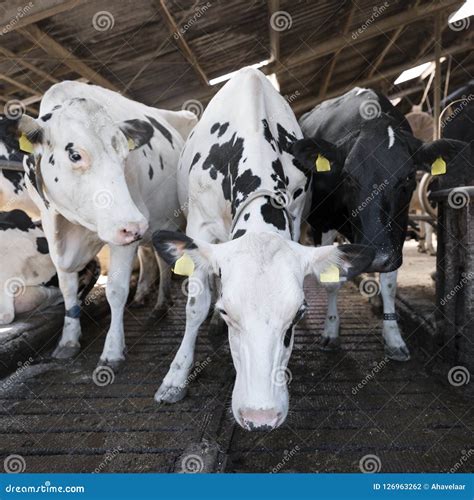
top-left (152, 68), bottom-right (373, 431)
top-left (292, 87), bottom-right (467, 361)
top-left (0, 115), bottom-right (39, 216)
top-left (14, 81), bottom-right (197, 368)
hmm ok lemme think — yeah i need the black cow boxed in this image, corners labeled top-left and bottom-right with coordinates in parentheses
top-left (292, 87), bottom-right (466, 361)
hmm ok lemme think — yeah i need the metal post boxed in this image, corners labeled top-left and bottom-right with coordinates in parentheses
top-left (433, 12), bottom-right (442, 140)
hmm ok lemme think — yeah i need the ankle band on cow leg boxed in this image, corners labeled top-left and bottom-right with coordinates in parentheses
top-left (383, 313), bottom-right (398, 321)
top-left (65, 305), bottom-right (81, 318)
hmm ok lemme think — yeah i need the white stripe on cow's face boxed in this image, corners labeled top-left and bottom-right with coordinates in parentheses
top-left (26, 99), bottom-right (149, 245)
top-left (387, 125), bottom-right (395, 149)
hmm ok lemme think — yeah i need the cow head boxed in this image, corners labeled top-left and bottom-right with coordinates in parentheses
top-left (292, 115), bottom-right (467, 272)
top-left (15, 98), bottom-right (152, 245)
top-left (0, 115), bottom-right (23, 161)
top-left (153, 230), bottom-right (374, 430)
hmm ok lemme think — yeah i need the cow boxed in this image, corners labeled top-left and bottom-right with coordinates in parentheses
top-left (152, 68), bottom-right (374, 431)
top-left (13, 81), bottom-right (197, 368)
top-left (0, 115), bottom-right (39, 216)
top-left (0, 209), bottom-right (98, 325)
top-left (292, 87), bottom-right (467, 361)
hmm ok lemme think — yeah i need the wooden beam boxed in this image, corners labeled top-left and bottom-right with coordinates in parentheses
top-left (319, 2), bottom-right (356, 98)
top-left (268, 0), bottom-right (280, 62)
top-left (278, 0), bottom-right (462, 73)
top-left (0, 0), bottom-right (83, 34)
top-left (17, 24), bottom-right (121, 92)
top-left (0, 46), bottom-right (59, 84)
top-left (154, 0), bottom-right (209, 86)
top-left (292, 40), bottom-right (472, 115)
top-left (0, 73), bottom-right (41, 96)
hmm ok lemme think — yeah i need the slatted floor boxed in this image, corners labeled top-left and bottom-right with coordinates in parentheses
top-left (0, 278), bottom-right (472, 473)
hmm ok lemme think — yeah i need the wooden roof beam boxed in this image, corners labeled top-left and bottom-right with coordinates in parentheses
top-left (0, 73), bottom-right (41, 96)
top-left (292, 40), bottom-right (472, 115)
top-left (17, 24), bottom-right (121, 92)
top-left (268, 0), bottom-right (280, 62)
top-left (0, 46), bottom-right (59, 85)
top-left (319, 2), bottom-right (356, 99)
top-left (154, 0), bottom-right (209, 86)
top-left (278, 0), bottom-right (462, 72)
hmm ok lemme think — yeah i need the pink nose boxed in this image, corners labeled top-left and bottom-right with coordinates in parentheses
top-left (239, 408), bottom-right (281, 431)
top-left (116, 221), bottom-right (148, 245)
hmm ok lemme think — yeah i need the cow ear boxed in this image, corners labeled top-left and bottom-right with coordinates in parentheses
top-left (152, 230), bottom-right (215, 276)
top-left (412, 138), bottom-right (468, 175)
top-left (291, 138), bottom-right (343, 174)
top-left (296, 243), bottom-right (374, 282)
top-left (119, 119), bottom-right (154, 150)
top-left (17, 115), bottom-right (44, 152)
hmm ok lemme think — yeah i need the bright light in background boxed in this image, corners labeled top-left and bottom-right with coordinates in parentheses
top-left (449, 0), bottom-right (474, 23)
top-left (209, 59), bottom-right (271, 86)
top-left (394, 58), bottom-right (446, 85)
top-left (390, 97), bottom-right (401, 106)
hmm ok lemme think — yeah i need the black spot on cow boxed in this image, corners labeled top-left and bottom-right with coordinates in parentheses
top-left (189, 130), bottom-right (195, 139)
top-left (54, 177), bottom-right (58, 183)
top-left (0, 209), bottom-right (35, 232)
top-left (48, 154), bottom-right (55, 165)
top-left (189, 152), bottom-right (201, 171)
top-left (52, 104), bottom-right (62, 111)
top-left (159, 155), bottom-right (164, 170)
top-left (143, 149), bottom-right (147, 157)
top-left (40, 113), bottom-right (52, 122)
top-left (148, 164), bottom-right (154, 180)
top-left (211, 123), bottom-right (220, 134)
top-left (243, 213), bottom-right (250, 221)
top-left (201, 132), bottom-right (261, 215)
top-left (262, 119), bottom-right (276, 151)
top-left (293, 187), bottom-right (303, 200)
top-left (65, 142), bottom-right (73, 151)
top-left (270, 158), bottom-right (288, 191)
top-left (218, 122), bottom-right (229, 137)
top-left (262, 119), bottom-right (297, 155)
top-left (2, 170), bottom-right (24, 194)
top-left (146, 115), bottom-right (173, 148)
top-left (261, 199), bottom-right (287, 231)
top-left (36, 236), bottom-right (49, 254)
top-left (232, 229), bottom-right (246, 239)
top-left (43, 273), bottom-right (59, 288)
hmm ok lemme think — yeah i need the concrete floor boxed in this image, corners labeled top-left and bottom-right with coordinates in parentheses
top-left (0, 273), bottom-right (472, 473)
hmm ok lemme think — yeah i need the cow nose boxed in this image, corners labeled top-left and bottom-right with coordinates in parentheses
top-left (371, 253), bottom-right (400, 272)
top-left (116, 221), bottom-right (148, 245)
top-left (239, 408), bottom-right (281, 431)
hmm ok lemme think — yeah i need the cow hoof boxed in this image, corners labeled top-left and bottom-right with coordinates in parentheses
top-left (130, 298), bottom-right (146, 308)
top-left (98, 358), bottom-right (125, 372)
top-left (385, 345), bottom-right (410, 362)
top-left (318, 336), bottom-right (341, 351)
top-left (52, 344), bottom-right (81, 359)
top-left (154, 384), bottom-right (187, 404)
top-left (151, 304), bottom-right (173, 320)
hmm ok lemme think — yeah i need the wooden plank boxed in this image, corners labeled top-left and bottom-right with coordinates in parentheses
top-left (154, 0), bottom-right (209, 86)
top-left (0, 0), bottom-right (84, 34)
top-left (17, 24), bottom-right (121, 92)
top-left (292, 41), bottom-right (471, 114)
top-left (268, 0), bottom-right (280, 62)
top-left (0, 46), bottom-right (59, 84)
top-left (278, 0), bottom-right (462, 73)
top-left (0, 72), bottom-right (41, 96)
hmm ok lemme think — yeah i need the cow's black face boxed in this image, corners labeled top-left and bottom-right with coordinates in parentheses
top-left (341, 130), bottom-right (417, 272)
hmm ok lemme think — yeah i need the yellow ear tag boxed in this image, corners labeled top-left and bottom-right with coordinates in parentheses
top-left (173, 254), bottom-right (195, 276)
top-left (19, 134), bottom-right (34, 154)
top-left (431, 156), bottom-right (446, 176)
top-left (315, 154), bottom-right (331, 172)
top-left (320, 264), bottom-right (340, 283)
top-left (127, 138), bottom-right (136, 151)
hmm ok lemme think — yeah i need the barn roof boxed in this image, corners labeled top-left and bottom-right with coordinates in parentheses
top-left (0, 0), bottom-right (472, 118)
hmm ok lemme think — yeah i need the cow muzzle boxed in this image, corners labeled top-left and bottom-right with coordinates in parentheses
top-left (369, 252), bottom-right (401, 273)
top-left (114, 220), bottom-right (149, 245)
top-left (238, 407), bottom-right (283, 431)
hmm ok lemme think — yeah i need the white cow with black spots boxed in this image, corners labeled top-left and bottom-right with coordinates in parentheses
top-left (152, 68), bottom-right (374, 431)
top-left (14, 81), bottom-right (197, 368)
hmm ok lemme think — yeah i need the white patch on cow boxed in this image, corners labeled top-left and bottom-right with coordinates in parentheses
top-left (387, 125), bottom-right (395, 149)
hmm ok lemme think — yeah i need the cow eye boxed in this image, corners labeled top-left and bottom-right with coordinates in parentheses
top-left (68, 151), bottom-right (82, 163)
top-left (218, 308), bottom-right (227, 317)
top-left (284, 326), bottom-right (293, 348)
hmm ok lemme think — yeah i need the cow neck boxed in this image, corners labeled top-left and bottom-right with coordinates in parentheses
top-left (230, 189), bottom-right (294, 240)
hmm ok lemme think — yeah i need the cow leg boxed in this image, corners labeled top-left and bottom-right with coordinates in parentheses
top-left (0, 289), bottom-right (15, 325)
top-left (425, 224), bottom-right (436, 255)
top-left (319, 282), bottom-right (342, 350)
top-left (131, 245), bottom-right (158, 307)
top-left (380, 271), bottom-right (410, 361)
top-left (155, 267), bottom-right (211, 404)
top-left (52, 271), bottom-right (82, 359)
top-left (99, 243), bottom-right (136, 370)
top-left (151, 253), bottom-right (174, 318)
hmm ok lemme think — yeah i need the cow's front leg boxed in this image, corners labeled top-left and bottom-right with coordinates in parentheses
top-left (52, 270), bottom-right (82, 359)
top-left (151, 253), bottom-right (174, 318)
top-left (155, 268), bottom-right (211, 404)
top-left (319, 282), bottom-right (342, 350)
top-left (99, 243), bottom-right (136, 370)
top-left (380, 271), bottom-right (410, 361)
